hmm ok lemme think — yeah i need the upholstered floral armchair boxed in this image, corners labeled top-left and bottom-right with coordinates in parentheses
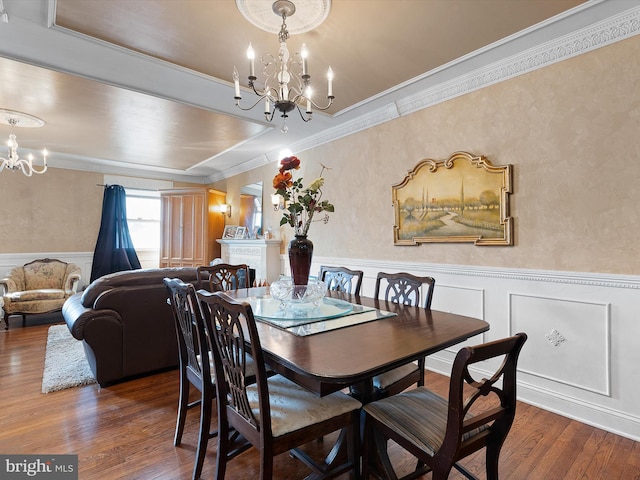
top-left (0, 258), bottom-right (81, 329)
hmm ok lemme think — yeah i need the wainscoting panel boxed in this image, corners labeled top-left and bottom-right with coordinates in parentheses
top-left (510, 293), bottom-right (610, 396)
top-left (431, 284), bottom-right (485, 352)
top-left (3, 251), bottom-right (639, 440)
top-left (308, 255), bottom-right (640, 441)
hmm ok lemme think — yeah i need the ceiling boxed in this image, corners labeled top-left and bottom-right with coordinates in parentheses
top-left (0, 0), bottom-right (631, 183)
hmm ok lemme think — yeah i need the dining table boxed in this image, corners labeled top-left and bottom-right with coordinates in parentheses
top-left (227, 286), bottom-right (490, 404)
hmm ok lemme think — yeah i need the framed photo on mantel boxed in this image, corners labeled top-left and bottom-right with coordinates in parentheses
top-left (235, 226), bottom-right (247, 239)
top-left (222, 225), bottom-right (238, 240)
top-left (392, 151), bottom-right (513, 246)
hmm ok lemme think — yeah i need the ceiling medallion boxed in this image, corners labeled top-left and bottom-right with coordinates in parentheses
top-left (0, 109), bottom-right (45, 129)
top-left (235, 0), bottom-right (331, 35)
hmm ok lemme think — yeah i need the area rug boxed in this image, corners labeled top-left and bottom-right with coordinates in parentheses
top-left (42, 324), bottom-right (96, 393)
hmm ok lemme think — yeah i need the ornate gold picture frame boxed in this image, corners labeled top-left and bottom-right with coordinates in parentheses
top-left (393, 151), bottom-right (513, 246)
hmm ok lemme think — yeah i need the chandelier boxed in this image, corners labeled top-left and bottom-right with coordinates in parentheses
top-left (0, 109), bottom-right (48, 176)
top-left (233, 0), bottom-right (334, 133)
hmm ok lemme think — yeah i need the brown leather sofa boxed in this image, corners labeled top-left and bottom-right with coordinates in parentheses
top-left (62, 267), bottom-right (199, 387)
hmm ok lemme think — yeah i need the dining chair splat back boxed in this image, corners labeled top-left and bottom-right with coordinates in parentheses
top-left (374, 271), bottom-right (435, 310)
top-left (197, 263), bottom-right (251, 292)
top-left (197, 290), bottom-right (362, 480)
top-left (319, 265), bottom-right (364, 296)
top-left (164, 277), bottom-right (217, 480)
top-left (361, 333), bottom-right (528, 480)
top-left (372, 272), bottom-right (436, 399)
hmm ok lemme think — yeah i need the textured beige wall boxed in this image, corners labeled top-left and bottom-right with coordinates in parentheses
top-left (0, 167), bottom-right (103, 253)
top-left (3, 36), bottom-right (638, 274)
top-left (0, 167), bottom-right (207, 255)
top-left (217, 35), bottom-right (640, 275)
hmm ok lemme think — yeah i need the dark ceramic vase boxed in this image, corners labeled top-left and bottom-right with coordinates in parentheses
top-left (288, 235), bottom-right (313, 285)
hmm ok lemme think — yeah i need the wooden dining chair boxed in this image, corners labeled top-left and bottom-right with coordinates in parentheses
top-left (164, 277), bottom-right (217, 480)
top-left (361, 332), bottom-right (527, 480)
top-left (197, 263), bottom-right (252, 292)
top-left (196, 265), bottom-right (217, 290)
top-left (197, 289), bottom-right (363, 480)
top-left (319, 265), bottom-right (364, 295)
top-left (372, 271), bottom-right (436, 399)
top-left (165, 277), bottom-right (260, 479)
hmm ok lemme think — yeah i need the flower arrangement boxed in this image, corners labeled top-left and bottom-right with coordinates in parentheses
top-left (272, 155), bottom-right (334, 237)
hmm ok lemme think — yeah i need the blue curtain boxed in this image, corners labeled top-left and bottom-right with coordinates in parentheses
top-left (90, 185), bottom-right (141, 282)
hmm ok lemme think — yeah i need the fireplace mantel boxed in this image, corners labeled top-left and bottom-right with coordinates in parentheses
top-left (216, 239), bottom-right (281, 284)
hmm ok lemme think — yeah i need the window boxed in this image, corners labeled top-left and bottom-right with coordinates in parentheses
top-left (125, 189), bottom-right (161, 250)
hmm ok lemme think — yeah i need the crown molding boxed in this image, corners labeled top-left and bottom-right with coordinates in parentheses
top-left (47, 151), bottom-right (210, 184)
top-left (17, 1), bottom-right (639, 183)
top-left (78, 4), bottom-right (640, 183)
top-left (267, 4), bottom-right (640, 171)
top-left (397, 5), bottom-right (640, 117)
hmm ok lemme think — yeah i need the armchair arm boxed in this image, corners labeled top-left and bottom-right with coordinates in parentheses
top-left (64, 272), bottom-right (82, 295)
top-left (0, 277), bottom-right (16, 295)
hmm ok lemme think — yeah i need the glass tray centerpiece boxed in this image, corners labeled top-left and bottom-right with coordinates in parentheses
top-left (253, 278), bottom-right (353, 324)
top-left (270, 278), bottom-right (326, 307)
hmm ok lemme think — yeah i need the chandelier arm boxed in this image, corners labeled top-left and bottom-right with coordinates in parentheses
top-left (19, 161), bottom-right (34, 177)
top-left (249, 77), bottom-right (282, 103)
top-left (288, 88), bottom-right (305, 103)
top-left (25, 160), bottom-right (47, 175)
top-left (306, 96), bottom-right (335, 111)
top-left (235, 96), bottom-right (271, 112)
top-left (295, 104), bottom-right (312, 123)
top-left (249, 80), bottom-right (265, 97)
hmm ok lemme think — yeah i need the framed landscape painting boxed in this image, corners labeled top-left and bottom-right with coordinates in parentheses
top-left (392, 151), bottom-right (513, 246)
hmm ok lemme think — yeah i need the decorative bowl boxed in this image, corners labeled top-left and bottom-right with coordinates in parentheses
top-left (270, 278), bottom-right (326, 306)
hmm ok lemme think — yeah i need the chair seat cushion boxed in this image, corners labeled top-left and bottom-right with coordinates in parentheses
top-left (5, 289), bottom-right (66, 302)
top-left (372, 362), bottom-right (418, 390)
top-left (363, 387), bottom-right (487, 456)
top-left (247, 374), bottom-right (361, 437)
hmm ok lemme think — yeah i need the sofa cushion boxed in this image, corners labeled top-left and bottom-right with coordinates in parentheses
top-left (7, 289), bottom-right (66, 302)
top-left (3, 297), bottom-right (67, 315)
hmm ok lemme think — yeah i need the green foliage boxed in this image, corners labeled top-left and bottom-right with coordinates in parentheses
top-left (273, 157), bottom-right (334, 236)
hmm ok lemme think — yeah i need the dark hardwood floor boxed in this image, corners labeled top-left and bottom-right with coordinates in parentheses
top-left (1, 318), bottom-right (639, 479)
